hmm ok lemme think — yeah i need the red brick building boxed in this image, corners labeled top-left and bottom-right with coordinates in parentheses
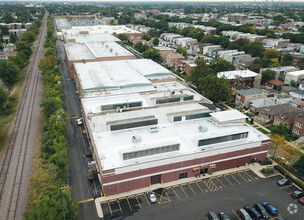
top-left (292, 114), bottom-right (304, 137)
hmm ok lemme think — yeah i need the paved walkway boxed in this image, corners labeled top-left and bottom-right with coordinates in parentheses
top-left (94, 163), bottom-right (268, 218)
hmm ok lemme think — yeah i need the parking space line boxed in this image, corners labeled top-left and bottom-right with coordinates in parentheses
top-left (231, 174), bottom-right (241, 184)
top-left (188, 183), bottom-right (196, 195)
top-left (244, 170), bottom-right (255, 180)
top-left (180, 184), bottom-right (189, 197)
top-left (117, 199), bottom-right (123, 213)
top-left (164, 189), bottom-right (171, 202)
top-left (195, 182), bottom-right (204, 193)
top-left (238, 173), bottom-right (248, 182)
top-left (144, 193), bottom-right (151, 206)
top-left (232, 210), bottom-right (241, 220)
top-left (135, 196), bottom-right (142, 208)
top-left (126, 198), bottom-right (133, 211)
top-left (172, 186), bottom-right (180, 199)
top-left (216, 177), bottom-right (226, 188)
top-left (108, 202), bottom-right (113, 216)
top-left (224, 175), bottom-right (233, 186)
top-left (280, 185), bottom-right (293, 189)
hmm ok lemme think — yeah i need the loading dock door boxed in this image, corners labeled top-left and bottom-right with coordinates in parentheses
top-left (151, 174), bottom-right (161, 185)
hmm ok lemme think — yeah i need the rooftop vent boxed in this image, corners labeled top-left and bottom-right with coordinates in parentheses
top-left (198, 125), bottom-right (208, 132)
top-left (132, 135), bottom-right (142, 143)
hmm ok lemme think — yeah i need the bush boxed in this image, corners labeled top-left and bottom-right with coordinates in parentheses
top-left (261, 168), bottom-right (274, 176)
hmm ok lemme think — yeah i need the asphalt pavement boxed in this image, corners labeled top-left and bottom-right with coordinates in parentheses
top-left (56, 37), bottom-right (99, 219)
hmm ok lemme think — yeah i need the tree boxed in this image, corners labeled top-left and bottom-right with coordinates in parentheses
top-left (209, 58), bottom-right (235, 73)
top-left (38, 55), bottom-right (57, 72)
top-left (21, 31), bottom-right (36, 43)
top-left (297, 59), bottom-right (304, 70)
top-left (264, 49), bottom-right (280, 59)
top-left (117, 34), bottom-right (128, 42)
top-left (1, 12), bottom-right (14, 23)
top-left (152, 38), bottom-right (159, 46)
top-left (199, 75), bottom-right (232, 102)
top-left (186, 58), bottom-right (213, 87)
top-left (293, 155), bottom-right (304, 174)
top-left (40, 97), bottom-right (63, 119)
top-left (142, 34), bottom-right (151, 41)
top-left (0, 60), bottom-right (20, 87)
top-left (281, 53), bottom-right (293, 66)
top-left (143, 48), bottom-right (162, 63)
top-left (134, 41), bottom-right (149, 53)
top-left (290, 80), bottom-right (297, 88)
top-left (9, 33), bottom-right (16, 43)
top-left (269, 134), bottom-right (286, 158)
top-left (176, 47), bottom-right (187, 57)
top-left (261, 69), bottom-right (276, 84)
top-left (0, 86), bottom-right (7, 110)
top-left (243, 41), bottom-right (265, 57)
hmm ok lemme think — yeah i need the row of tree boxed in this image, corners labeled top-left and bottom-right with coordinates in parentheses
top-left (24, 17), bottom-right (78, 220)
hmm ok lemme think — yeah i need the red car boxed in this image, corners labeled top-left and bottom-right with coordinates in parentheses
top-left (299, 196), bottom-right (304, 205)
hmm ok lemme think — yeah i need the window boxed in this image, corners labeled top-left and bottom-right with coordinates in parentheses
top-left (185, 112), bottom-right (211, 120)
top-left (123, 144), bottom-right (180, 160)
top-left (179, 172), bottom-right (187, 179)
top-left (261, 111), bottom-right (266, 116)
top-left (110, 118), bottom-right (158, 131)
top-left (101, 101), bottom-right (142, 111)
top-left (183, 95), bottom-right (194, 101)
top-left (198, 132), bottom-right (248, 147)
top-left (173, 116), bottom-right (182, 122)
top-left (295, 122), bottom-right (302, 129)
top-left (293, 128), bottom-right (300, 135)
top-left (276, 119), bottom-right (281, 124)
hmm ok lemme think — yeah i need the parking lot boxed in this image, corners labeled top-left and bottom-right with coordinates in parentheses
top-left (99, 169), bottom-right (304, 220)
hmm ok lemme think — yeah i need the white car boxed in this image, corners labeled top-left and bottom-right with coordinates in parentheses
top-left (76, 118), bottom-right (83, 126)
top-left (146, 190), bottom-right (157, 203)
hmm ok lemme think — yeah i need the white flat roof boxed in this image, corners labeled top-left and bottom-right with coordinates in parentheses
top-left (63, 25), bottom-right (141, 35)
top-left (210, 110), bottom-right (248, 123)
top-left (74, 59), bottom-right (175, 91)
top-left (74, 61), bottom-right (153, 91)
top-left (65, 42), bottom-right (134, 61)
top-left (88, 108), bottom-right (267, 170)
top-left (286, 70), bottom-right (304, 76)
top-left (218, 70), bottom-right (258, 80)
top-left (65, 44), bottom-right (95, 60)
top-left (65, 33), bottom-right (120, 43)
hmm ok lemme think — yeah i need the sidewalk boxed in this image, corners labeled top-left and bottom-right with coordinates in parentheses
top-left (94, 163), bottom-right (267, 218)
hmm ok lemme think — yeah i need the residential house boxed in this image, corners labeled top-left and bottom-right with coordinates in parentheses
top-left (235, 89), bottom-right (266, 108)
top-left (258, 103), bottom-right (300, 126)
top-left (289, 53), bottom-right (304, 66)
top-left (289, 90), bottom-right (304, 99)
top-left (250, 97), bottom-right (286, 115)
top-left (203, 45), bottom-right (222, 57)
top-left (273, 107), bottom-right (304, 129)
top-left (166, 52), bottom-right (184, 68)
top-left (292, 114), bottom-right (304, 137)
top-left (284, 70), bottom-right (304, 85)
top-left (154, 47), bottom-right (175, 61)
top-left (218, 70), bottom-right (261, 88)
top-left (260, 66), bottom-right (299, 81)
top-left (263, 38), bottom-right (290, 48)
top-left (266, 79), bottom-right (287, 91)
top-left (281, 86), bottom-right (297, 95)
top-left (289, 99), bottom-right (304, 109)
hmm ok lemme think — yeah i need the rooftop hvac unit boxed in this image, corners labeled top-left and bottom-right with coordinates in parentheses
top-left (149, 126), bottom-right (158, 133)
top-left (106, 45), bottom-right (108, 48)
top-left (132, 135), bottom-right (142, 143)
top-left (110, 48), bottom-right (113, 52)
top-left (198, 125), bottom-right (208, 132)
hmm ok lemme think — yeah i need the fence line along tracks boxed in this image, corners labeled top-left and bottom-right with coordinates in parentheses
top-left (0, 14), bottom-right (48, 220)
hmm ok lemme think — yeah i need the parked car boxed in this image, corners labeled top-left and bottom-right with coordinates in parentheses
top-left (277, 178), bottom-right (292, 186)
top-left (244, 205), bottom-right (262, 220)
top-left (76, 118), bottom-right (83, 126)
top-left (146, 190), bottom-right (157, 203)
top-left (218, 211), bottom-right (230, 220)
top-left (254, 203), bottom-right (269, 219)
top-left (292, 190), bottom-right (304, 199)
top-left (238, 208), bottom-right (252, 220)
top-left (262, 201), bottom-right (278, 216)
top-left (207, 211), bottom-right (219, 220)
top-left (299, 196), bottom-right (304, 205)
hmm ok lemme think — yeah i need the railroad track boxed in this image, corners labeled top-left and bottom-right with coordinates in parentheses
top-left (0, 13), bottom-right (48, 220)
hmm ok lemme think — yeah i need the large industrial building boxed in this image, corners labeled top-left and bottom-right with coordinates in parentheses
top-left (56, 19), bottom-right (270, 196)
